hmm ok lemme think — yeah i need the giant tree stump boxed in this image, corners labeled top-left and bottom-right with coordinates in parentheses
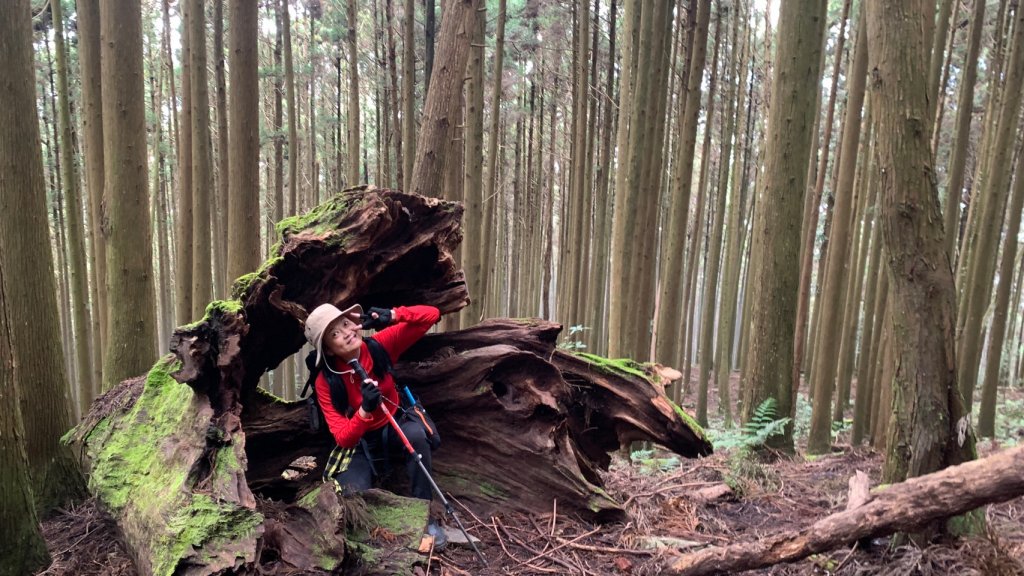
top-left (69, 187), bottom-right (711, 575)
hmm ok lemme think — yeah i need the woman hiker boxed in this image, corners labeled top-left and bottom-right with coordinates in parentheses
top-left (303, 302), bottom-right (446, 549)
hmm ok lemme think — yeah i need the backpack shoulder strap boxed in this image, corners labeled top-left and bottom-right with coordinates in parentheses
top-left (364, 336), bottom-right (393, 380)
top-left (301, 349), bottom-right (319, 398)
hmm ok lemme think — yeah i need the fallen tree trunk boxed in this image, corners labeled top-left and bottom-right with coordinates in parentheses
top-left (664, 445), bottom-right (1024, 576)
top-left (69, 187), bottom-right (710, 576)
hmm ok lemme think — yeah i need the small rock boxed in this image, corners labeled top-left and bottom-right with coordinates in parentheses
top-left (443, 526), bottom-right (481, 547)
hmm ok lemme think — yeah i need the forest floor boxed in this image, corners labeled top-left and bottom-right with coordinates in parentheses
top-left (36, 376), bottom-right (1024, 576)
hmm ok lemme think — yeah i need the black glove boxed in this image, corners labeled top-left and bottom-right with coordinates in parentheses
top-left (360, 307), bottom-right (394, 330)
top-left (360, 379), bottom-right (382, 413)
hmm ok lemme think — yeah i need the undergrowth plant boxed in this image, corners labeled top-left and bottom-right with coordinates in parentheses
top-left (709, 398), bottom-right (791, 496)
top-left (557, 324), bottom-right (588, 351)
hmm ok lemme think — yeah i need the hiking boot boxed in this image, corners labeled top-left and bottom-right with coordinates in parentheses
top-left (426, 518), bottom-right (448, 551)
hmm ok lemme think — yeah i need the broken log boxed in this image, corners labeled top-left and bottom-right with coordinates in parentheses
top-left (68, 187), bottom-right (710, 575)
top-left (663, 445), bottom-right (1024, 576)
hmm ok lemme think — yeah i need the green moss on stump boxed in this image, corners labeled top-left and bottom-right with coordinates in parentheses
top-left (81, 357), bottom-right (262, 575)
top-left (162, 494), bottom-right (262, 574)
top-left (275, 190), bottom-right (365, 238)
top-left (179, 299), bottom-right (244, 331)
top-left (575, 352), bottom-right (651, 381)
top-left (670, 401), bottom-right (709, 442)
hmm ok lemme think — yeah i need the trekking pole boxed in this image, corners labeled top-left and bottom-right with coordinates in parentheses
top-left (348, 359), bottom-right (488, 566)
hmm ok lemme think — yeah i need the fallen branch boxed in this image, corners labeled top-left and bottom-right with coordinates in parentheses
top-left (664, 445), bottom-right (1024, 575)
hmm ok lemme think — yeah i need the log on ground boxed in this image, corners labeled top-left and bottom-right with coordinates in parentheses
top-left (663, 445), bottom-right (1024, 576)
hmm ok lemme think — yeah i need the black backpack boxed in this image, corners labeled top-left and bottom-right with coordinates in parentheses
top-left (301, 338), bottom-right (440, 450)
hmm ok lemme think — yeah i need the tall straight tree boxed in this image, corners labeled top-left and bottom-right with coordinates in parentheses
top-left (101, 0), bottom-right (159, 389)
top-left (213, 0), bottom-right (229, 296)
top-left (957, 5), bottom-right (1024, 412)
top-left (227, 0), bottom-right (261, 282)
top-left (655, 0), bottom-right (712, 366)
top-left (425, 0), bottom-right (435, 94)
top-left (402, 0), bottom-right (416, 192)
top-left (462, 2), bottom-right (485, 326)
top-left (700, 0), bottom-right (743, 428)
top-left (177, 0), bottom-right (195, 324)
top-left (942, 0), bottom-right (986, 260)
top-left (410, 0), bottom-right (481, 198)
top-left (807, 15), bottom-right (869, 454)
top-left (1, 0), bottom-right (85, 515)
top-left (566, 0), bottom-right (591, 327)
top-left (741, 0), bottom-right (827, 450)
top-left (386, 0), bottom-right (404, 189)
top-left (587, 0), bottom-right (617, 351)
top-left (793, 0), bottom-right (852, 391)
top-left (606, 0), bottom-right (638, 358)
top-left (190, 0), bottom-right (214, 317)
top-left (347, 0), bottom-right (362, 185)
top-left (481, 0), bottom-right (507, 318)
top-left (977, 121), bottom-right (1024, 436)
top-left (51, 0), bottom-right (94, 399)
top-left (76, 0), bottom-right (106, 389)
top-left (865, 0), bottom-right (976, 490)
top-left (282, 0), bottom-right (299, 219)
top-left (610, 0), bottom-right (667, 358)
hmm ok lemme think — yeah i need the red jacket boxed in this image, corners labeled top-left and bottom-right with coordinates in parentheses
top-left (315, 305), bottom-right (440, 448)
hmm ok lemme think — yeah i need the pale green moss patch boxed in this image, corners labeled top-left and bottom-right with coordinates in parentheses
top-left (365, 495), bottom-right (429, 539)
top-left (86, 357), bottom-right (199, 511)
top-left (946, 509), bottom-right (986, 536)
top-left (83, 356), bottom-right (262, 576)
top-left (158, 494), bottom-right (263, 575)
top-left (230, 255), bottom-right (284, 300)
top-left (275, 191), bottom-right (364, 238)
top-left (178, 299), bottom-right (244, 331)
top-left (670, 401), bottom-right (709, 442)
top-left (575, 352), bottom-right (651, 381)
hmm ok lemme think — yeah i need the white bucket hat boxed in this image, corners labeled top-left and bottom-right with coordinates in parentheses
top-left (304, 302), bottom-right (363, 367)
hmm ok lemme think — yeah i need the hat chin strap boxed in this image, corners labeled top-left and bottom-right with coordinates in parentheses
top-left (324, 359), bottom-right (354, 376)
top-left (323, 349), bottom-right (360, 375)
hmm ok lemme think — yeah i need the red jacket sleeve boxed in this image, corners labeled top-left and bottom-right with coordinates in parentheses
top-left (372, 305), bottom-right (440, 361)
top-left (315, 371), bottom-right (372, 449)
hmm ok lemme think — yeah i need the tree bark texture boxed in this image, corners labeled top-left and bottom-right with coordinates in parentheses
top-left (865, 0), bottom-right (977, 487)
top-left (213, 0), bottom-right (228, 298)
top-left (461, 3), bottom-right (485, 327)
top-left (942, 0), bottom-right (986, 260)
top-left (976, 111), bottom-right (1024, 436)
top-left (76, 0), bottom-right (108, 389)
top-left (227, 0), bottom-right (261, 283)
top-left (808, 16), bottom-right (869, 454)
top-left (69, 188), bottom-right (711, 575)
top-left (347, 0), bottom-right (361, 186)
top-left (52, 0), bottom-right (94, 403)
top-left (401, 0), bottom-right (415, 192)
top-left (410, 0), bottom-right (479, 198)
top-left (741, 0), bottom-right (826, 448)
top-left (176, 0), bottom-right (196, 327)
top-left (101, 0), bottom-right (159, 395)
top-left (190, 0), bottom-right (214, 317)
top-left (664, 445), bottom-right (1024, 576)
top-left (0, 1), bottom-right (73, 562)
top-left (956, 2), bottom-right (1024, 412)
top-left (283, 0), bottom-right (299, 215)
top-left (793, 0), bottom-right (852, 402)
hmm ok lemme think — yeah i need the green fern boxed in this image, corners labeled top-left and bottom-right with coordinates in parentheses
top-left (740, 398), bottom-right (791, 450)
top-left (709, 398), bottom-right (792, 452)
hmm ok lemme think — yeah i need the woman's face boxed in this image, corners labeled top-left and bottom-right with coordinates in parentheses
top-left (323, 313), bottom-right (362, 362)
